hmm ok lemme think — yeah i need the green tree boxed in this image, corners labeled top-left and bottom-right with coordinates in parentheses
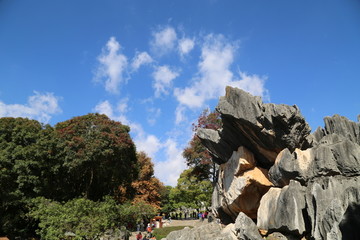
top-left (159, 185), bottom-right (175, 214)
top-left (54, 113), bottom-right (138, 201)
top-left (0, 114), bottom-right (140, 237)
top-left (0, 117), bottom-right (48, 236)
top-left (28, 196), bottom-right (122, 240)
top-left (169, 168), bottom-right (212, 209)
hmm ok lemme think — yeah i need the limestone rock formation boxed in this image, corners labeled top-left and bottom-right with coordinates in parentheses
top-left (212, 146), bottom-right (272, 222)
top-left (195, 86), bottom-right (360, 240)
top-left (305, 175), bottom-right (360, 240)
top-left (234, 212), bottom-right (263, 240)
top-left (257, 180), bottom-right (307, 236)
top-left (198, 86), bottom-right (312, 168)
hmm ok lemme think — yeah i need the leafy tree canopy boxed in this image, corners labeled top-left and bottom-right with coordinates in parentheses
top-left (0, 114), bottom-right (140, 237)
top-left (169, 168), bottom-right (212, 209)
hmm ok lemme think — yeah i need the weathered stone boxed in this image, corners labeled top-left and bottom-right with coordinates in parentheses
top-left (257, 180), bottom-right (308, 236)
top-left (269, 133), bottom-right (360, 187)
top-left (234, 212), bottom-right (263, 240)
top-left (212, 146), bottom-right (272, 221)
top-left (324, 114), bottom-right (360, 145)
top-left (197, 86), bottom-right (311, 168)
top-left (269, 148), bottom-right (312, 187)
top-left (305, 175), bottom-right (360, 240)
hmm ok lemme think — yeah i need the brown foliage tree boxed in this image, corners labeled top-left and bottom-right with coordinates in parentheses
top-left (131, 152), bottom-right (164, 209)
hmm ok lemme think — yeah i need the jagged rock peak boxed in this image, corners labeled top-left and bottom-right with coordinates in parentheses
top-left (197, 86), bottom-right (312, 168)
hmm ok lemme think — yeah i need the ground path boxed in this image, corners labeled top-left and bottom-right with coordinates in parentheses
top-left (129, 219), bottom-right (205, 240)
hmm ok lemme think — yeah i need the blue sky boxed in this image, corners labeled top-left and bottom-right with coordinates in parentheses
top-left (1, 0), bottom-right (359, 186)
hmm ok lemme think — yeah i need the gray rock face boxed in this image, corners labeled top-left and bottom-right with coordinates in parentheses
top-left (257, 180), bottom-right (308, 236)
top-left (323, 114), bottom-right (360, 145)
top-left (234, 212), bottom-right (262, 240)
top-left (194, 86), bottom-right (360, 240)
top-left (197, 86), bottom-right (311, 168)
top-left (306, 175), bottom-right (360, 240)
top-left (269, 134), bottom-right (360, 187)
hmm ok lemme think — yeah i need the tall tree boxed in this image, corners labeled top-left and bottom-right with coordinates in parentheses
top-left (183, 109), bottom-right (222, 183)
top-left (0, 118), bottom-right (48, 236)
top-left (127, 152), bottom-right (164, 208)
top-left (169, 168), bottom-right (212, 209)
top-left (54, 113), bottom-right (138, 201)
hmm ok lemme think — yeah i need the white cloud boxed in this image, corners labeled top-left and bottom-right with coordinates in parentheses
top-left (175, 105), bottom-right (187, 125)
top-left (178, 37), bottom-right (195, 56)
top-left (93, 100), bottom-right (114, 117)
top-left (94, 37), bottom-right (128, 94)
top-left (233, 71), bottom-right (270, 102)
top-left (152, 65), bottom-right (179, 97)
top-left (136, 134), bottom-right (162, 159)
top-left (0, 91), bottom-right (62, 123)
top-left (151, 26), bottom-right (177, 55)
top-left (174, 34), bottom-right (269, 109)
top-left (131, 51), bottom-right (153, 71)
top-left (154, 138), bottom-right (187, 186)
top-left (147, 107), bottom-right (161, 126)
top-left (93, 100), bottom-right (162, 159)
top-left (117, 97), bottom-right (129, 113)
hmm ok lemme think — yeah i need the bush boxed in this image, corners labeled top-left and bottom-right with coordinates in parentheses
top-left (28, 197), bottom-right (158, 239)
top-left (28, 196), bottom-right (120, 239)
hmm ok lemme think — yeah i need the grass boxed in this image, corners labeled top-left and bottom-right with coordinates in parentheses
top-left (152, 225), bottom-right (193, 239)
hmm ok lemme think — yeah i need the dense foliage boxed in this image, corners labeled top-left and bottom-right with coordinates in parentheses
top-left (53, 114), bottom-right (138, 201)
top-left (169, 168), bottom-right (212, 209)
top-left (28, 197), bottom-right (157, 240)
top-left (0, 114), bottom-right (145, 237)
top-left (130, 152), bottom-right (164, 208)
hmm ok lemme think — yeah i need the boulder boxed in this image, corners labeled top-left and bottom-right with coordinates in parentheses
top-left (305, 175), bottom-right (360, 240)
top-left (212, 146), bottom-right (272, 221)
top-left (197, 86), bottom-right (312, 168)
top-left (234, 212), bottom-right (263, 240)
top-left (257, 180), bottom-right (308, 236)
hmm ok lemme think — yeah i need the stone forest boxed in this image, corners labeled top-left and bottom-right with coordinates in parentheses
top-left (166, 86), bottom-right (360, 240)
top-left (1, 86), bottom-right (359, 240)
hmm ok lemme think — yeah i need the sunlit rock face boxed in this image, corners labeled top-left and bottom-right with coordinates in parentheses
top-left (197, 86), bottom-right (360, 239)
top-left (212, 146), bottom-right (272, 222)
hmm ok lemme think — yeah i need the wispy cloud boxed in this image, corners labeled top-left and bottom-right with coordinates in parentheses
top-left (154, 138), bottom-right (187, 186)
top-left (93, 99), bottom-right (187, 186)
top-left (152, 65), bottom-right (180, 97)
top-left (0, 91), bottom-right (62, 123)
top-left (147, 107), bottom-right (161, 126)
top-left (178, 37), bottom-right (195, 57)
top-left (94, 37), bottom-right (128, 94)
top-left (131, 51), bottom-right (153, 71)
top-left (93, 100), bottom-right (162, 158)
top-left (150, 26), bottom-right (177, 55)
top-left (174, 34), bottom-right (269, 109)
top-left (175, 105), bottom-right (187, 125)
